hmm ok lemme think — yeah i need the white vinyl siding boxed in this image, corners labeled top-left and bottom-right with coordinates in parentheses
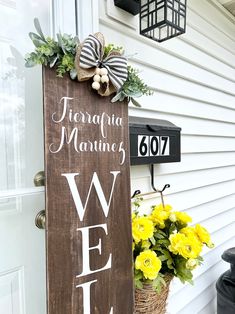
top-left (99, 0), bottom-right (235, 313)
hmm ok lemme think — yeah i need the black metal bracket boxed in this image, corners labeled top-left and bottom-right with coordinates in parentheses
top-left (131, 164), bottom-right (170, 199)
top-left (114, 0), bottom-right (140, 16)
top-left (150, 164), bottom-right (170, 193)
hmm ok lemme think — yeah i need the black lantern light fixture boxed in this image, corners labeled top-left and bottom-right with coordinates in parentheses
top-left (114, 0), bottom-right (187, 43)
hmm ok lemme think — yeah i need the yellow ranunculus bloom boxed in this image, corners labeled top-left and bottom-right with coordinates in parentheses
top-left (180, 226), bottom-right (197, 237)
top-left (195, 224), bottom-right (214, 247)
top-left (169, 233), bottom-right (202, 259)
top-left (153, 204), bottom-right (172, 212)
top-left (175, 211), bottom-right (192, 224)
top-left (135, 250), bottom-right (162, 280)
top-left (169, 233), bottom-right (187, 255)
top-left (132, 216), bottom-right (154, 243)
top-left (151, 206), bottom-right (170, 229)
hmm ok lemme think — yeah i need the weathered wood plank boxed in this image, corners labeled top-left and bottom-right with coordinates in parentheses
top-left (43, 67), bottom-right (133, 314)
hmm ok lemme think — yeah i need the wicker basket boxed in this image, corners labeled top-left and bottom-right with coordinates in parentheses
top-left (134, 274), bottom-right (173, 314)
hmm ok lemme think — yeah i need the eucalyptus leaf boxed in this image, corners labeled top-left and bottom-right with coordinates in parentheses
top-left (69, 68), bottom-right (77, 80)
top-left (25, 59), bottom-right (37, 67)
top-left (130, 98), bottom-right (141, 107)
top-left (111, 92), bottom-right (122, 102)
top-left (29, 32), bottom-right (46, 46)
top-left (34, 18), bottom-right (46, 42)
top-left (50, 56), bottom-right (58, 68)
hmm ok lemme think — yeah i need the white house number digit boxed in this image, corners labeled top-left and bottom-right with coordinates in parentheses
top-left (138, 135), bottom-right (170, 157)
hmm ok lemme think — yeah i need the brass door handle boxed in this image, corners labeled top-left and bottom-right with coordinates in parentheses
top-left (34, 171), bottom-right (45, 187)
top-left (35, 210), bottom-right (46, 229)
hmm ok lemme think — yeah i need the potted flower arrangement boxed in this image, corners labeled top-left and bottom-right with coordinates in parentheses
top-left (132, 198), bottom-right (214, 314)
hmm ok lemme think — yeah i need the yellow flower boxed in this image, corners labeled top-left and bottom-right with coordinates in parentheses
top-left (132, 216), bottom-right (154, 243)
top-left (195, 224), bottom-right (214, 247)
top-left (180, 226), bottom-right (197, 237)
top-left (169, 233), bottom-right (202, 259)
top-left (169, 233), bottom-right (187, 255)
top-left (153, 204), bottom-right (172, 212)
top-left (141, 240), bottom-right (151, 250)
top-left (175, 211), bottom-right (192, 224)
top-left (151, 205), bottom-right (171, 228)
top-left (135, 250), bottom-right (162, 280)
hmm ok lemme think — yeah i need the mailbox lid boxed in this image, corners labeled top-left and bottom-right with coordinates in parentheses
top-left (129, 117), bottom-right (181, 165)
top-left (129, 117), bottom-right (181, 133)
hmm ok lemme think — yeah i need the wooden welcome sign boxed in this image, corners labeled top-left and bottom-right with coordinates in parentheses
top-left (43, 67), bottom-right (133, 314)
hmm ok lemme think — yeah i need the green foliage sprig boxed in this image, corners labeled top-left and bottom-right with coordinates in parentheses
top-left (25, 18), bottom-right (79, 79)
top-left (111, 66), bottom-right (153, 105)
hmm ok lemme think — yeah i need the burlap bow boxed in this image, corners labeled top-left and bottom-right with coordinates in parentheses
top-left (75, 32), bottom-right (128, 96)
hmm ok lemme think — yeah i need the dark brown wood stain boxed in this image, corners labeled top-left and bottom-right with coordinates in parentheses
top-left (43, 67), bottom-right (134, 314)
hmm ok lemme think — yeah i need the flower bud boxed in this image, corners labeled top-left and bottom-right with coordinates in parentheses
top-left (92, 81), bottom-right (100, 90)
top-left (186, 258), bottom-right (198, 270)
top-left (169, 213), bottom-right (177, 222)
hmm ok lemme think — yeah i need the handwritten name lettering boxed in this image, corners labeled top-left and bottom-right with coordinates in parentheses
top-left (49, 97), bottom-right (126, 164)
top-left (52, 97), bottom-right (122, 138)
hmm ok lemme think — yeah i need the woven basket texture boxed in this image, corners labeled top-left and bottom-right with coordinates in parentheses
top-left (134, 274), bottom-right (173, 314)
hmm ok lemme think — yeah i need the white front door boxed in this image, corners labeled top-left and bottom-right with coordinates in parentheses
top-left (0, 1), bottom-right (96, 313)
top-left (0, 1), bottom-right (50, 313)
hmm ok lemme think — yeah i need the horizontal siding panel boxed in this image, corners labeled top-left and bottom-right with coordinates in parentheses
top-left (101, 1), bottom-right (235, 72)
top-left (131, 166), bottom-right (235, 197)
top-left (198, 207), bottom-right (235, 233)
top-left (187, 194), bottom-right (235, 223)
top-left (100, 22), bottom-right (235, 97)
top-left (131, 182), bottom-right (235, 212)
top-left (181, 135), bottom-right (235, 153)
top-left (188, 0), bottom-right (235, 41)
top-left (129, 108), bottom-right (235, 138)
top-left (173, 283), bottom-right (217, 314)
top-left (131, 152), bottom-right (235, 176)
top-left (128, 61), bottom-right (235, 108)
top-left (160, 181), bottom-right (235, 211)
top-left (168, 267), bottom-right (220, 313)
top-left (198, 297), bottom-right (216, 314)
top-left (134, 91), bottom-right (235, 124)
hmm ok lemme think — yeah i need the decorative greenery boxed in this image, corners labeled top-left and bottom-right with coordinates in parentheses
top-left (132, 199), bottom-right (214, 292)
top-left (111, 66), bottom-right (153, 105)
top-left (25, 19), bottom-right (79, 79)
top-left (25, 18), bottom-right (152, 104)
top-left (103, 44), bottom-right (123, 58)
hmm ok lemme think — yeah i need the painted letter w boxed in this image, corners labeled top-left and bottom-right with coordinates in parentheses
top-left (61, 171), bottom-right (120, 221)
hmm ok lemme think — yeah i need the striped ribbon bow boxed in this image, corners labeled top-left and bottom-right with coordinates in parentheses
top-left (79, 33), bottom-right (128, 91)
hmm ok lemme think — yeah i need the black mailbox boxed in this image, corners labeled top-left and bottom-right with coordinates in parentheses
top-left (129, 117), bottom-right (181, 165)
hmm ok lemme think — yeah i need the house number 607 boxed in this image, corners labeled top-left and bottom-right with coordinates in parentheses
top-left (138, 135), bottom-right (170, 157)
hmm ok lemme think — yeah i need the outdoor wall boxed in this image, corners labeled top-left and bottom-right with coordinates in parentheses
top-left (99, 0), bottom-right (235, 313)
